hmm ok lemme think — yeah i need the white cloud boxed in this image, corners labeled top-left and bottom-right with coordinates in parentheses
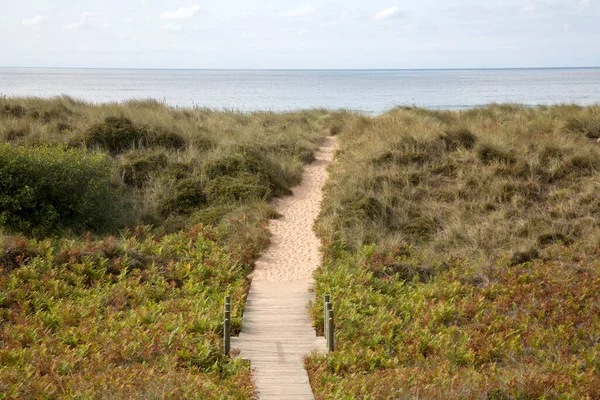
top-left (64, 20), bottom-right (85, 30)
top-left (160, 5), bottom-right (201, 20)
top-left (123, 17), bottom-right (134, 23)
top-left (374, 6), bottom-right (402, 20)
top-left (162, 22), bottom-right (183, 31)
top-left (279, 5), bottom-right (316, 18)
top-left (22, 15), bottom-right (46, 26)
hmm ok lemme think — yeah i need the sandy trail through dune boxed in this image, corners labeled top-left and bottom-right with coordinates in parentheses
top-left (231, 136), bottom-right (337, 400)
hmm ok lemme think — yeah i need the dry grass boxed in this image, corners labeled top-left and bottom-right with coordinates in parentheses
top-left (309, 104), bottom-right (600, 399)
top-left (0, 96), bottom-right (340, 398)
top-left (319, 104), bottom-right (600, 266)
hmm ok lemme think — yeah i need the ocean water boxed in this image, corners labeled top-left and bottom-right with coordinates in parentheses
top-left (1, 67), bottom-right (599, 114)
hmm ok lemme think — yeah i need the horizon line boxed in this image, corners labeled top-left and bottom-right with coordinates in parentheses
top-left (1, 65), bottom-right (600, 72)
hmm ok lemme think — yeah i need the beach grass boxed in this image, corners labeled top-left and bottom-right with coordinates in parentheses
top-left (0, 96), bottom-right (338, 398)
top-left (2, 96), bottom-right (600, 398)
top-left (308, 104), bottom-right (600, 399)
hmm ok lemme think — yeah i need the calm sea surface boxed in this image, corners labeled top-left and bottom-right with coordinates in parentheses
top-left (1, 67), bottom-right (599, 113)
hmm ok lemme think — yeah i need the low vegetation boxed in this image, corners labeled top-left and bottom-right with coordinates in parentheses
top-left (0, 96), bottom-right (337, 398)
top-left (3, 97), bottom-right (600, 399)
top-left (308, 104), bottom-right (600, 399)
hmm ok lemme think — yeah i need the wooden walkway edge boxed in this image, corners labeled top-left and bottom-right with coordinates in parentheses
top-left (231, 137), bottom-right (337, 399)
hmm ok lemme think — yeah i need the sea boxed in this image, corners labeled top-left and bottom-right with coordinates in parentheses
top-left (1, 67), bottom-right (599, 114)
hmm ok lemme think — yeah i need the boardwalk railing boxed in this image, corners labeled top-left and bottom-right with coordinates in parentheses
top-left (223, 294), bottom-right (335, 355)
top-left (224, 295), bottom-right (231, 355)
top-left (324, 294), bottom-right (335, 352)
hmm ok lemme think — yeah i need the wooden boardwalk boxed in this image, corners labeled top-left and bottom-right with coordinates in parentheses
top-left (231, 137), bottom-right (336, 399)
top-left (232, 281), bottom-right (326, 399)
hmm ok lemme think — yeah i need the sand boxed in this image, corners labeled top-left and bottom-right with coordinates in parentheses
top-left (231, 136), bottom-right (337, 399)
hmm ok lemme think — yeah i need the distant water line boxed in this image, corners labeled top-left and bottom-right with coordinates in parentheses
top-left (1, 67), bottom-right (599, 114)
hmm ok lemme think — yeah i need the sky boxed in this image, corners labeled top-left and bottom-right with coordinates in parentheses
top-left (1, 0), bottom-right (599, 69)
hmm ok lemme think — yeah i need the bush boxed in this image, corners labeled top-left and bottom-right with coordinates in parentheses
top-left (152, 128), bottom-right (186, 150)
top-left (1, 104), bottom-right (27, 118)
top-left (159, 179), bottom-right (207, 216)
top-left (121, 151), bottom-right (169, 187)
top-left (87, 116), bottom-right (150, 154)
top-left (205, 174), bottom-right (270, 203)
top-left (86, 116), bottom-right (186, 154)
top-left (203, 151), bottom-right (290, 197)
top-left (0, 144), bottom-right (123, 236)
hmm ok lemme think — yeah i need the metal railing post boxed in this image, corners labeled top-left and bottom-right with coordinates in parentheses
top-left (323, 294), bottom-right (330, 339)
top-left (327, 307), bottom-right (335, 352)
top-left (224, 296), bottom-right (231, 355)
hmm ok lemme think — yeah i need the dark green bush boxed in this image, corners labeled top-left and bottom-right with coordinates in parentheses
top-left (0, 145), bottom-right (123, 236)
top-left (41, 103), bottom-right (74, 123)
top-left (87, 116), bottom-right (150, 154)
top-left (121, 151), bottom-right (168, 187)
top-left (86, 116), bottom-right (186, 154)
top-left (166, 162), bottom-right (191, 180)
top-left (205, 174), bottom-right (270, 203)
top-left (203, 151), bottom-right (290, 197)
top-left (159, 179), bottom-right (207, 217)
top-left (6, 128), bottom-right (28, 141)
top-left (151, 129), bottom-right (186, 150)
top-left (1, 104), bottom-right (27, 118)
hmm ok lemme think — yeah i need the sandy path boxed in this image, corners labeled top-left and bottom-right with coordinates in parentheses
top-left (231, 137), bottom-right (337, 400)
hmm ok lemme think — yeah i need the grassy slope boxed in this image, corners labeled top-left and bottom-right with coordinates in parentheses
top-left (0, 96), bottom-right (339, 399)
top-left (308, 105), bottom-right (600, 399)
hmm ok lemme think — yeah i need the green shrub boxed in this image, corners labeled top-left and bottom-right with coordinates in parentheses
top-left (0, 144), bottom-right (123, 236)
top-left (205, 174), bottom-right (270, 203)
top-left (203, 151), bottom-right (290, 197)
top-left (86, 117), bottom-right (186, 154)
top-left (151, 128), bottom-right (186, 150)
top-left (1, 104), bottom-right (27, 118)
top-left (121, 151), bottom-right (169, 187)
top-left (87, 116), bottom-right (150, 153)
top-left (159, 179), bottom-right (207, 216)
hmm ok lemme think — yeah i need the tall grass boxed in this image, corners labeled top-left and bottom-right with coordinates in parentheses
top-left (308, 104), bottom-right (600, 399)
top-left (0, 96), bottom-right (339, 398)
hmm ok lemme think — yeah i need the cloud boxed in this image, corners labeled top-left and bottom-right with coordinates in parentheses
top-left (162, 23), bottom-right (182, 31)
top-left (22, 15), bottom-right (46, 26)
top-left (279, 5), bottom-right (316, 18)
top-left (160, 5), bottom-right (202, 20)
top-left (64, 20), bottom-right (85, 30)
top-left (63, 13), bottom-right (95, 30)
top-left (374, 6), bottom-right (402, 20)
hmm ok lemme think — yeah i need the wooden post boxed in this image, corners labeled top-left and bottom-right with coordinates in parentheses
top-left (323, 294), bottom-right (330, 338)
top-left (327, 307), bottom-right (335, 352)
top-left (224, 296), bottom-right (231, 356)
